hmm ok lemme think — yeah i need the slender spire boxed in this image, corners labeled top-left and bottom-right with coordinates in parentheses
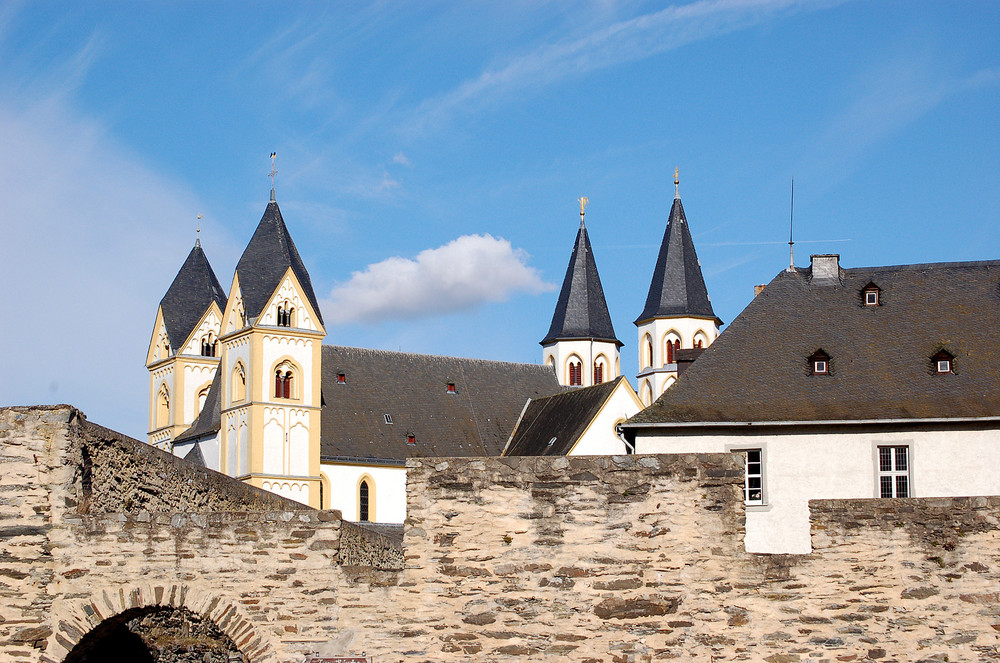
top-left (269, 152), bottom-right (277, 201)
top-left (159, 240), bottom-right (228, 350)
top-left (674, 167), bottom-right (680, 200)
top-left (540, 201), bottom-right (622, 347)
top-left (635, 184), bottom-right (721, 326)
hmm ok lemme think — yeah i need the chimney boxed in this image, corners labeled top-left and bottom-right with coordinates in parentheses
top-left (810, 254), bottom-right (840, 284)
top-left (753, 284), bottom-right (766, 297)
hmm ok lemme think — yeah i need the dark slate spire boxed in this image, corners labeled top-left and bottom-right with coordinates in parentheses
top-left (635, 193), bottom-right (720, 325)
top-left (540, 217), bottom-right (622, 347)
top-left (159, 240), bottom-right (228, 350)
top-left (235, 197), bottom-right (324, 326)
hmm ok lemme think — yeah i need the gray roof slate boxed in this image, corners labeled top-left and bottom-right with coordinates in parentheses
top-left (159, 240), bottom-right (227, 350)
top-left (635, 197), bottom-right (720, 325)
top-left (320, 346), bottom-right (563, 462)
top-left (541, 221), bottom-right (622, 346)
top-left (628, 259), bottom-right (1000, 425)
top-left (235, 199), bottom-right (324, 326)
top-left (503, 376), bottom-right (625, 456)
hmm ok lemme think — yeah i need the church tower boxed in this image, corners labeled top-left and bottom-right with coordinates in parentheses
top-left (634, 171), bottom-right (721, 406)
top-left (541, 198), bottom-right (623, 387)
top-left (217, 187), bottom-right (326, 507)
top-left (146, 239), bottom-right (228, 450)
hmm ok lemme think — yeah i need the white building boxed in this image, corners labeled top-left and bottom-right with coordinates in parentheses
top-left (624, 254), bottom-right (1000, 554)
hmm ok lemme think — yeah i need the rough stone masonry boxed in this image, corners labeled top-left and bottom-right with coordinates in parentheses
top-left (2, 405), bottom-right (1000, 662)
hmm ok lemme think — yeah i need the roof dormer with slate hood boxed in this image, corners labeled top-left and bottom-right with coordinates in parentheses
top-left (634, 171), bottom-right (721, 406)
top-left (146, 238), bottom-right (228, 450)
top-left (541, 198), bottom-right (623, 388)
top-left (217, 187), bottom-right (326, 509)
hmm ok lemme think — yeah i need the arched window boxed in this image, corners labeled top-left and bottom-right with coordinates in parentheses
top-left (156, 385), bottom-right (170, 429)
top-left (359, 479), bottom-right (371, 522)
top-left (201, 333), bottom-right (216, 357)
top-left (161, 338), bottom-right (171, 359)
top-left (664, 335), bottom-right (680, 364)
top-left (273, 360), bottom-right (295, 399)
top-left (642, 334), bottom-right (653, 369)
top-left (277, 300), bottom-right (295, 327)
top-left (197, 385), bottom-right (211, 412)
top-left (693, 331), bottom-right (708, 349)
top-left (593, 354), bottom-right (609, 385)
top-left (567, 358), bottom-right (582, 386)
top-left (640, 380), bottom-right (652, 406)
top-left (231, 363), bottom-right (246, 403)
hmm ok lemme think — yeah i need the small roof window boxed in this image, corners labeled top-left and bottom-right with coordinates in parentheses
top-left (932, 349), bottom-right (954, 374)
top-left (861, 282), bottom-right (881, 307)
top-left (406, 433), bottom-right (416, 445)
top-left (337, 373), bottom-right (346, 384)
top-left (383, 413), bottom-right (393, 424)
top-left (446, 382), bottom-right (456, 394)
top-left (809, 349), bottom-right (830, 375)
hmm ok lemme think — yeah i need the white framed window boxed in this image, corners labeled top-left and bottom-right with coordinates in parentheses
top-left (865, 290), bottom-right (878, 306)
top-left (878, 445), bottom-right (909, 498)
top-left (813, 360), bottom-right (827, 374)
top-left (937, 360), bottom-right (951, 373)
top-left (743, 449), bottom-right (764, 505)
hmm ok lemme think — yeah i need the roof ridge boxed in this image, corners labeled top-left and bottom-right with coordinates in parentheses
top-left (323, 344), bottom-right (557, 370)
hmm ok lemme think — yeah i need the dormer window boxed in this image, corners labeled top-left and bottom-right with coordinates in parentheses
top-left (337, 373), bottom-right (346, 384)
top-left (406, 434), bottom-right (416, 445)
top-left (446, 382), bottom-right (456, 394)
top-left (862, 282), bottom-right (881, 307)
top-left (809, 349), bottom-right (830, 375)
top-left (932, 349), bottom-right (954, 374)
top-left (384, 414), bottom-right (393, 424)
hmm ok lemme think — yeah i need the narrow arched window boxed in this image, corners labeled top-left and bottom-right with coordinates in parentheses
top-left (359, 480), bottom-right (370, 522)
top-left (231, 363), bottom-right (246, 402)
top-left (273, 361), bottom-right (295, 399)
top-left (643, 335), bottom-right (653, 369)
top-left (156, 386), bottom-right (170, 429)
top-left (569, 361), bottom-right (582, 386)
top-left (593, 362), bottom-right (603, 385)
top-left (666, 342), bottom-right (675, 364)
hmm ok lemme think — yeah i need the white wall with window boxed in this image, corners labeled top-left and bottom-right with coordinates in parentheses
top-left (320, 462), bottom-right (407, 524)
top-left (635, 426), bottom-right (1000, 554)
top-left (541, 338), bottom-right (620, 389)
top-left (634, 316), bottom-right (719, 404)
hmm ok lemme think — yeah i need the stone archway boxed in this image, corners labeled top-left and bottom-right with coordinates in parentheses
top-left (63, 606), bottom-right (246, 663)
top-left (52, 584), bottom-right (275, 663)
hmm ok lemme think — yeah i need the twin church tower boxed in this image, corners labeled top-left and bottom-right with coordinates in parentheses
top-left (146, 170), bottom-right (719, 507)
top-left (541, 170), bottom-right (720, 403)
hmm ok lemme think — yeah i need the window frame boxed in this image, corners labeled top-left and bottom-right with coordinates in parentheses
top-left (874, 443), bottom-right (912, 498)
top-left (725, 444), bottom-right (768, 509)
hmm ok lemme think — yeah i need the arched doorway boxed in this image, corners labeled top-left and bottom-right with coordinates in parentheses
top-left (63, 606), bottom-right (247, 663)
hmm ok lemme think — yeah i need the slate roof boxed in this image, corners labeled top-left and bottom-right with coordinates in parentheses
top-left (235, 197), bottom-right (324, 326)
top-left (503, 376), bottom-right (625, 456)
top-left (174, 370), bottom-right (221, 444)
top-left (635, 196), bottom-right (720, 325)
top-left (320, 346), bottom-right (563, 462)
top-left (628, 259), bottom-right (1000, 425)
top-left (541, 220), bottom-right (622, 346)
top-left (159, 240), bottom-right (228, 350)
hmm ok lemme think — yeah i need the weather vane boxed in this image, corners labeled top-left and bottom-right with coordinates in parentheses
top-left (578, 196), bottom-right (589, 224)
top-left (269, 152), bottom-right (278, 197)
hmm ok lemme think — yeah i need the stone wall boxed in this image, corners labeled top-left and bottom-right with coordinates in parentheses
top-left (339, 522), bottom-right (404, 569)
top-left (5, 406), bottom-right (1000, 662)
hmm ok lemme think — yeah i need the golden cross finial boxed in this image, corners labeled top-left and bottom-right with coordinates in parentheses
top-left (674, 167), bottom-right (680, 198)
top-left (578, 196), bottom-right (589, 223)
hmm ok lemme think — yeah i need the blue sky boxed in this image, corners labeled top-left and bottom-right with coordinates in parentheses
top-left (1, 1), bottom-right (998, 439)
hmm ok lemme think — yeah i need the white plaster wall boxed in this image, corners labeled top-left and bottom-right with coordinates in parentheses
top-left (200, 433), bottom-right (221, 472)
top-left (321, 463), bottom-right (407, 524)
top-left (569, 385), bottom-right (640, 456)
top-left (542, 339), bottom-right (619, 388)
top-left (636, 427), bottom-right (1000, 554)
top-left (261, 478), bottom-right (310, 506)
top-left (180, 310), bottom-right (222, 355)
top-left (261, 406), bottom-right (310, 476)
top-left (635, 316), bottom-right (718, 403)
top-left (261, 335), bottom-right (314, 404)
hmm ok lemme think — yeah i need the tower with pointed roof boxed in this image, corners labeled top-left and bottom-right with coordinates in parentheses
top-left (216, 187), bottom-right (327, 507)
top-left (541, 199), bottom-right (623, 388)
top-left (146, 239), bottom-right (228, 449)
top-left (634, 171), bottom-right (722, 405)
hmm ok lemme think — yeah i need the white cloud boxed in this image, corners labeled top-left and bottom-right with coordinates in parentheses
top-left (323, 234), bottom-right (555, 324)
top-left (392, 151), bottom-right (411, 167)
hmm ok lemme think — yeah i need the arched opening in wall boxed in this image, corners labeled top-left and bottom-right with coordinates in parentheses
top-left (276, 300), bottom-right (295, 327)
top-left (272, 359), bottom-right (298, 400)
top-left (156, 385), bottom-right (169, 429)
top-left (201, 333), bottom-right (217, 357)
top-left (642, 333), bottom-right (653, 369)
top-left (358, 474), bottom-right (376, 522)
top-left (62, 606), bottom-right (248, 663)
top-left (566, 355), bottom-right (583, 386)
top-left (640, 380), bottom-right (652, 406)
top-left (693, 330), bottom-right (708, 349)
top-left (545, 355), bottom-right (555, 367)
top-left (593, 354), bottom-right (609, 385)
top-left (663, 376), bottom-right (676, 393)
top-left (197, 383), bottom-right (211, 413)
top-left (663, 332), bottom-right (681, 365)
top-left (231, 363), bottom-right (246, 403)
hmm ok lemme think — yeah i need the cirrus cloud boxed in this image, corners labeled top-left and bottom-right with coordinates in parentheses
top-left (324, 234), bottom-right (554, 324)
